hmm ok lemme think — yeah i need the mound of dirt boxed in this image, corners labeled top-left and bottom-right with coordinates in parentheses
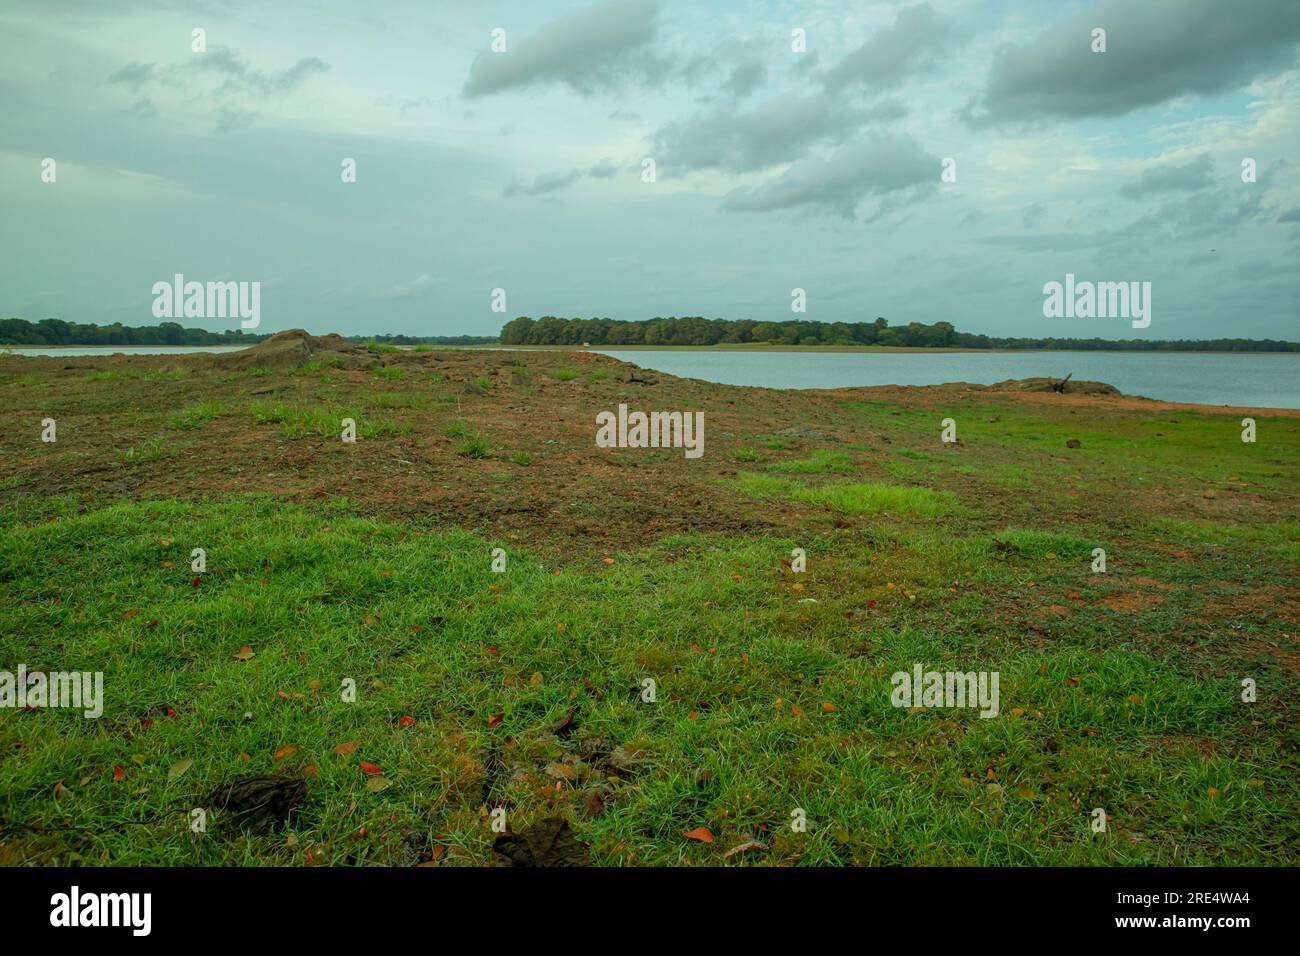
top-left (989, 377), bottom-right (1121, 396)
top-left (209, 329), bottom-right (364, 370)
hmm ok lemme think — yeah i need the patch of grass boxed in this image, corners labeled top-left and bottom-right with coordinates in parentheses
top-left (588, 369), bottom-right (611, 383)
top-left (116, 435), bottom-right (171, 466)
top-left (730, 473), bottom-right (958, 516)
top-left (994, 527), bottom-right (1098, 561)
top-left (249, 402), bottom-right (399, 439)
top-left (443, 419), bottom-right (473, 439)
top-left (509, 452), bottom-right (534, 466)
top-left (365, 341), bottom-right (402, 354)
top-left (167, 402), bottom-right (225, 430)
top-left (552, 369), bottom-right (578, 382)
top-left (373, 366), bottom-right (405, 381)
top-left (731, 447), bottom-right (762, 463)
top-left (475, 375), bottom-right (491, 390)
top-left (457, 430), bottom-right (491, 459)
top-left (769, 450), bottom-right (854, 474)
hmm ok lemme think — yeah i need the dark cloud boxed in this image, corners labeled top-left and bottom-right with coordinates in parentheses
top-left (1120, 153), bottom-right (1214, 199)
top-left (968, 0), bottom-right (1300, 124)
top-left (721, 136), bottom-right (939, 218)
top-left (108, 61), bottom-right (156, 87)
top-left (463, 0), bottom-right (667, 98)
top-left (587, 159), bottom-right (619, 178)
top-left (822, 3), bottom-right (951, 93)
top-left (503, 169), bottom-right (582, 197)
top-left (723, 60), bottom-right (766, 99)
top-left (653, 93), bottom-right (857, 175)
top-left (195, 49), bottom-right (330, 97)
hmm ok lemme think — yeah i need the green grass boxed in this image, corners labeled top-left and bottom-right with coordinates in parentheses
top-left (552, 369), bottom-right (578, 382)
top-left (0, 496), bottom-right (1294, 866)
top-left (167, 402), bottom-right (225, 431)
top-left (248, 402), bottom-right (400, 440)
top-left (372, 366), bottom-right (405, 381)
top-left (731, 473), bottom-right (959, 517)
top-left (769, 450), bottom-right (854, 474)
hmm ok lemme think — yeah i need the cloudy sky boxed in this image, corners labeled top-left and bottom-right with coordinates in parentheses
top-left (2, 0), bottom-right (1298, 340)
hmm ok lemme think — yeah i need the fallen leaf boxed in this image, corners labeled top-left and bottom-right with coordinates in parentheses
top-left (603, 557), bottom-right (615, 565)
top-left (487, 712), bottom-right (504, 728)
top-left (359, 761), bottom-right (382, 775)
top-left (682, 827), bottom-right (714, 844)
top-left (366, 776), bottom-right (391, 793)
top-left (585, 791), bottom-right (605, 817)
top-left (1011, 707), bottom-right (1025, 717)
top-left (334, 740), bottom-right (361, 756)
top-left (276, 690), bottom-right (290, 699)
top-left (398, 716), bottom-right (416, 728)
top-left (821, 702), bottom-right (838, 713)
top-left (234, 646), bottom-right (255, 661)
top-left (113, 765), bottom-right (125, 782)
top-left (273, 745), bottom-right (297, 760)
top-left (303, 764), bottom-right (318, 777)
top-left (167, 758), bottom-right (192, 781)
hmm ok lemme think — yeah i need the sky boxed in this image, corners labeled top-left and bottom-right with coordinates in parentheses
top-left (1, 0), bottom-right (1298, 340)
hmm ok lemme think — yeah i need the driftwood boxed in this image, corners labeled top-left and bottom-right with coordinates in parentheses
top-left (1050, 373), bottom-right (1073, 394)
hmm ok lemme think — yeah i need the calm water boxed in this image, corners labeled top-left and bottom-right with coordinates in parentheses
top-left (598, 350), bottom-right (1300, 409)
top-left (3, 346), bottom-right (249, 356)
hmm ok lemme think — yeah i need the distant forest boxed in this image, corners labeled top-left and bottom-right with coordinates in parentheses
top-left (3, 315), bottom-right (1295, 352)
top-left (500, 316), bottom-right (1300, 352)
top-left (0, 319), bottom-right (495, 347)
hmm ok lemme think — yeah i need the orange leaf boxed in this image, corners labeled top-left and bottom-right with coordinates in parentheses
top-left (303, 764), bottom-right (319, 777)
top-left (398, 716), bottom-right (416, 728)
top-left (112, 765), bottom-right (125, 782)
top-left (603, 557), bottom-right (615, 565)
top-left (487, 712), bottom-right (504, 728)
top-left (822, 702), bottom-right (838, 713)
top-left (276, 690), bottom-right (290, 699)
top-left (234, 646), bottom-right (255, 661)
top-left (682, 827), bottom-right (714, 844)
top-left (334, 740), bottom-right (361, 756)
top-left (274, 745), bottom-right (297, 760)
top-left (359, 761), bottom-right (382, 775)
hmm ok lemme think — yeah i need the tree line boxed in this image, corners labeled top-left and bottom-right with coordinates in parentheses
top-left (499, 315), bottom-right (1300, 351)
top-left (0, 319), bottom-right (495, 347)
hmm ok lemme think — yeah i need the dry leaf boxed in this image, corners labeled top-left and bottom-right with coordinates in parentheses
top-left (167, 758), bottom-right (192, 781)
top-left (821, 702), bottom-right (838, 713)
top-left (682, 827), bottom-right (714, 844)
top-left (398, 716), bottom-right (416, 728)
top-left (366, 776), bottom-right (391, 793)
top-left (112, 765), bottom-right (125, 782)
top-left (487, 712), bottom-right (503, 728)
top-left (273, 745), bottom-right (297, 761)
top-left (334, 741), bottom-right (361, 756)
top-left (359, 761), bottom-right (382, 775)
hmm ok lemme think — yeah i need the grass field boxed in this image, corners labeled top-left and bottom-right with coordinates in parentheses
top-left (1, 336), bottom-right (1296, 866)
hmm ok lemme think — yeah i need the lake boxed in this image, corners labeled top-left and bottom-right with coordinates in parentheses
top-left (597, 350), bottom-right (1300, 409)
